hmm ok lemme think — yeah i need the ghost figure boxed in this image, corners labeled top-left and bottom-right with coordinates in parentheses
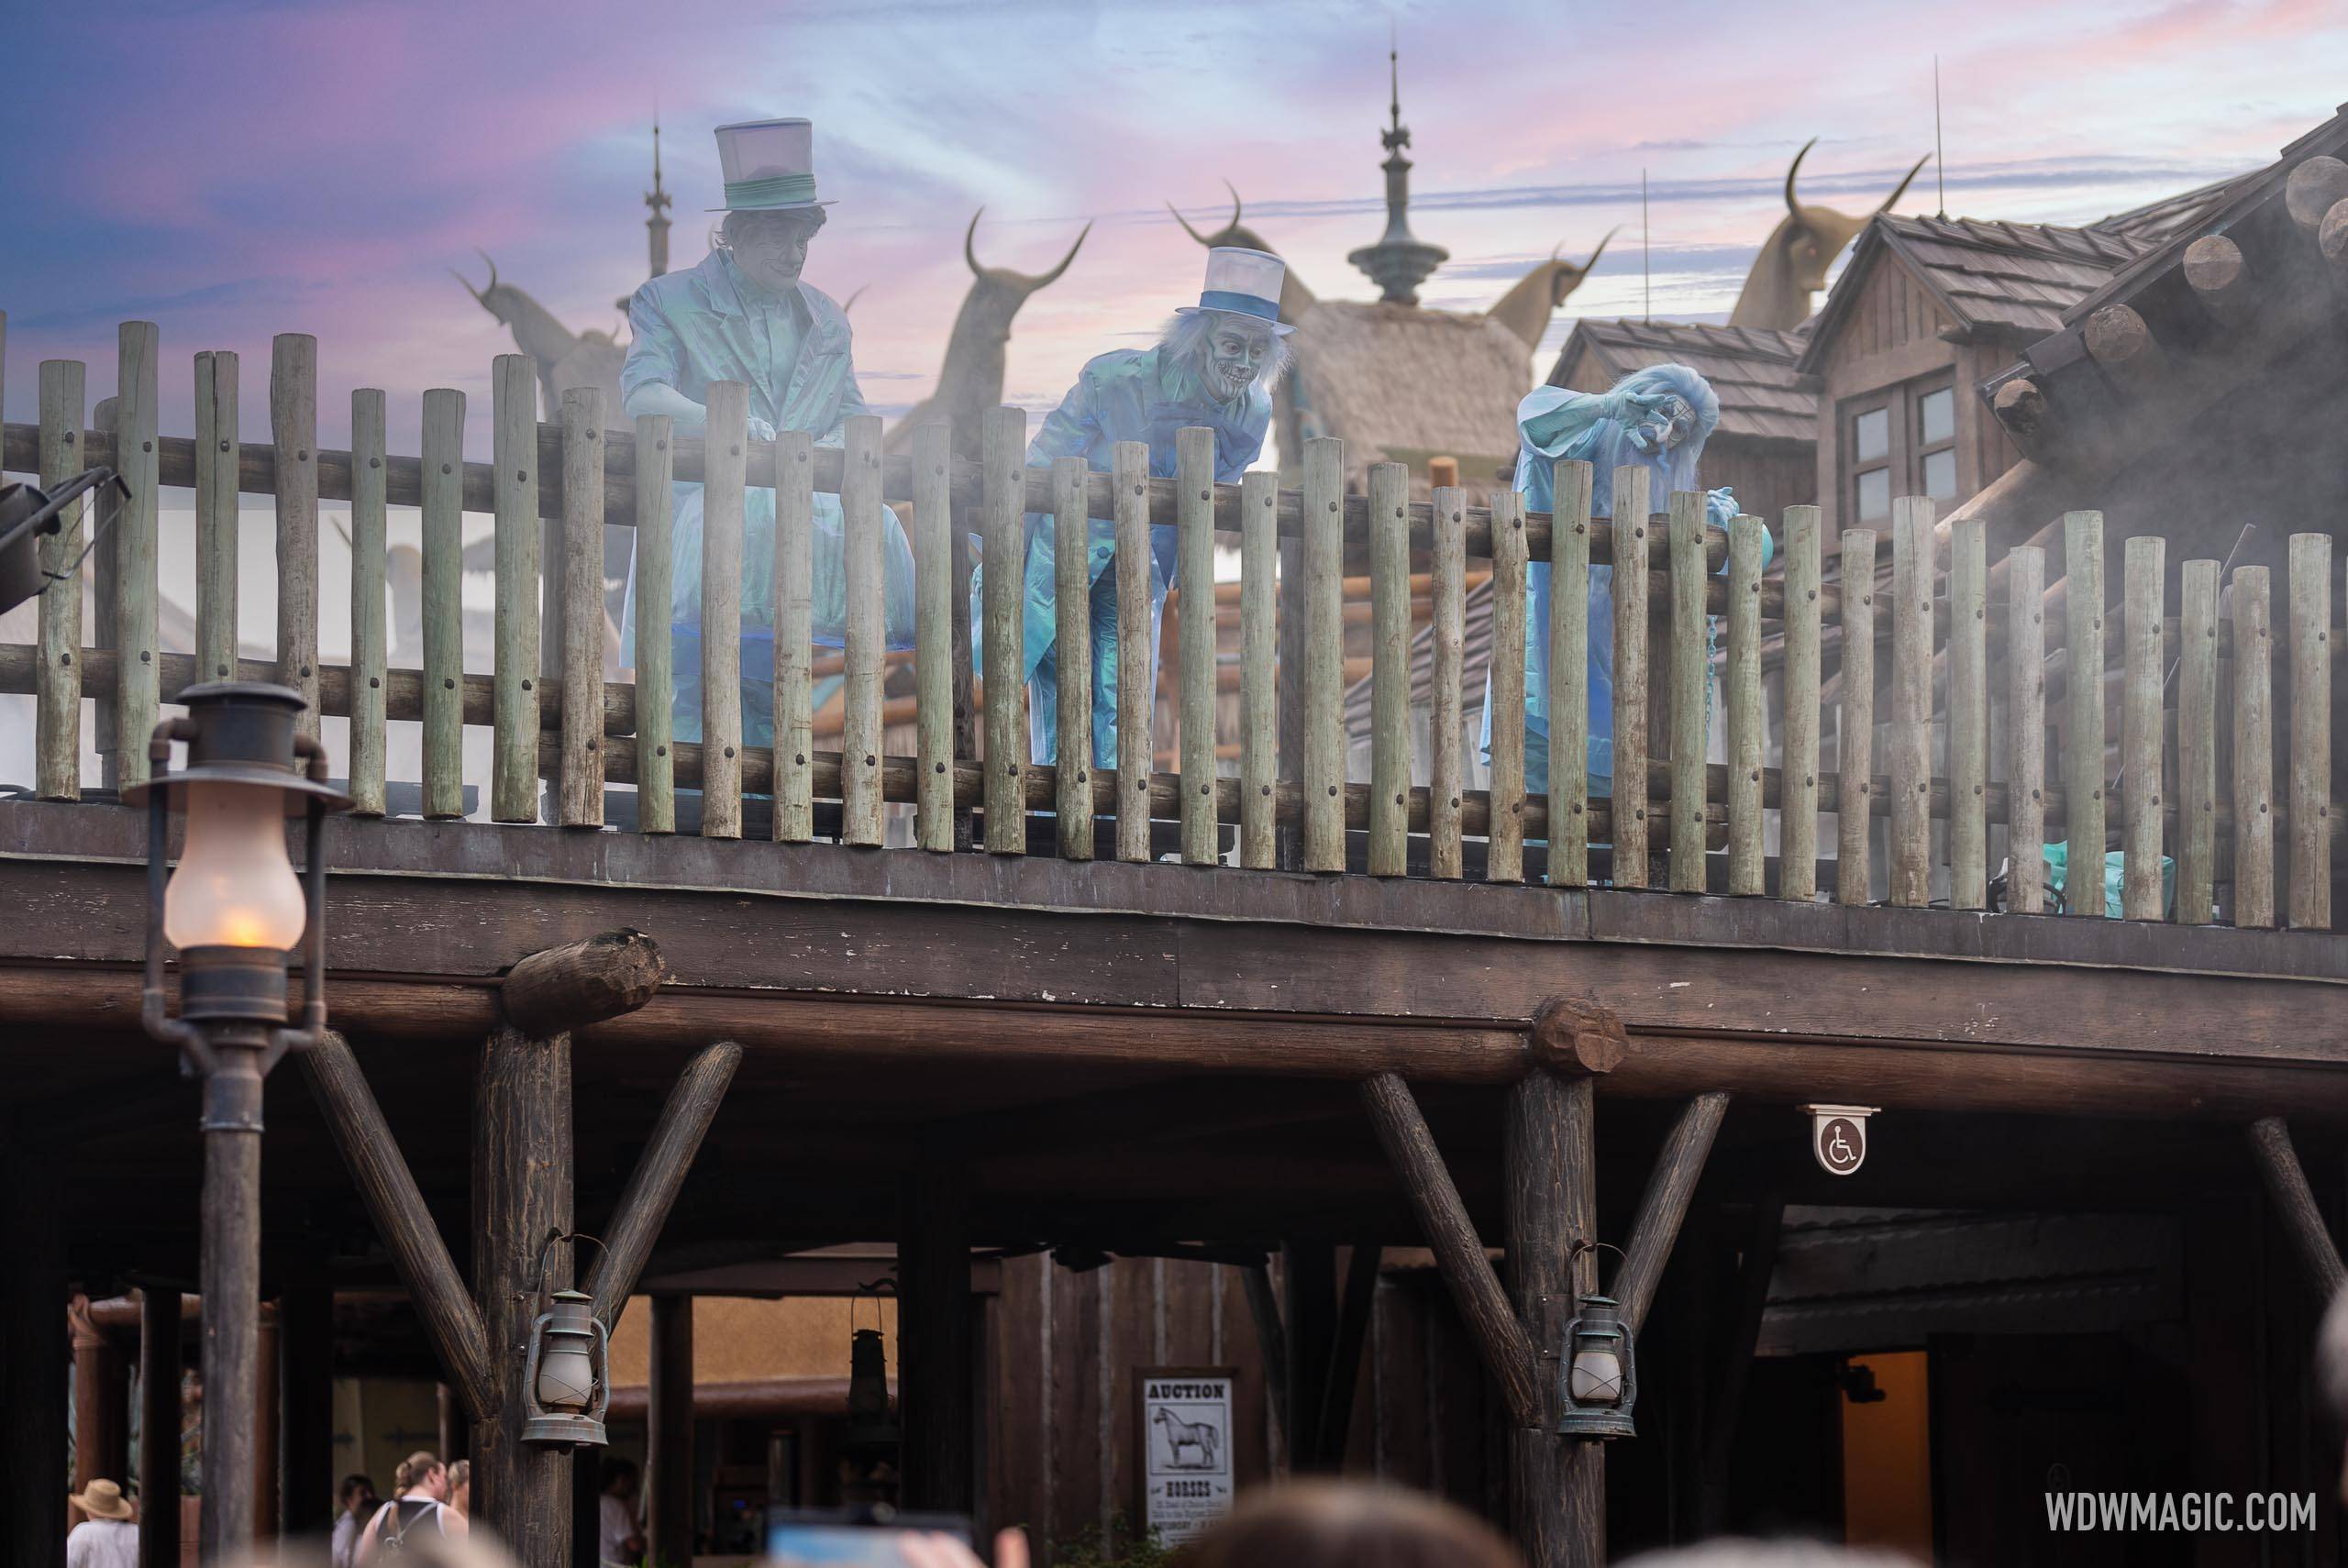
top-left (619, 116), bottom-right (916, 748)
top-left (1483, 363), bottom-right (1766, 802)
top-left (982, 247), bottom-right (1292, 769)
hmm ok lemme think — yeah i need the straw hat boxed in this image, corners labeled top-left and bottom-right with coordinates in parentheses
top-left (71, 1479), bottom-right (134, 1521)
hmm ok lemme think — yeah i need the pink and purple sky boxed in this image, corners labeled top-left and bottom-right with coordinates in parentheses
top-left (4, 0), bottom-right (2343, 450)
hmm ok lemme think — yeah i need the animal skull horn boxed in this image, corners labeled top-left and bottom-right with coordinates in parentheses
top-left (966, 208), bottom-right (1092, 293)
top-left (1785, 138), bottom-right (1818, 217)
top-left (1024, 221), bottom-right (1091, 291)
top-left (1167, 178), bottom-right (1243, 246)
top-left (453, 248), bottom-right (501, 304)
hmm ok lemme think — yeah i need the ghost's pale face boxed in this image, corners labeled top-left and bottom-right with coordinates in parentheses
top-left (1202, 317), bottom-right (1273, 402)
top-left (1628, 394), bottom-right (1696, 456)
top-left (727, 212), bottom-right (820, 293)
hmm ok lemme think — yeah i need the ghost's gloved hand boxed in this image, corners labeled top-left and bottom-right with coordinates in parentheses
top-left (1600, 389), bottom-right (1673, 426)
top-left (747, 416), bottom-right (780, 444)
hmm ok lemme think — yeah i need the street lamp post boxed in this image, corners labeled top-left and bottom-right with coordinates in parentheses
top-left (131, 683), bottom-right (349, 1563)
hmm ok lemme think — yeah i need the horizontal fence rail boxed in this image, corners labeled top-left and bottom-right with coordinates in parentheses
top-left (4, 329), bottom-right (2345, 933)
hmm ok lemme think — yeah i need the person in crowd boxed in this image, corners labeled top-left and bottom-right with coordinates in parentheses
top-left (1182, 1481), bottom-right (1521, 1568)
top-left (984, 246), bottom-right (1290, 767)
top-left (1621, 1542), bottom-right (1919, 1565)
top-left (446, 1461), bottom-right (471, 1521)
top-left (621, 115), bottom-right (914, 749)
top-left (331, 1473), bottom-right (380, 1568)
top-left (358, 1450), bottom-right (462, 1561)
top-left (64, 1478), bottom-right (138, 1568)
top-left (598, 1456), bottom-right (647, 1568)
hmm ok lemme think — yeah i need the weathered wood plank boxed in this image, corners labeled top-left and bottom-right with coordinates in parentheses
top-left (700, 383), bottom-right (748, 838)
top-left (348, 389), bottom-right (388, 816)
top-left (2121, 535), bottom-right (2166, 921)
top-left (559, 388), bottom-right (607, 829)
top-left (1548, 462), bottom-right (1592, 888)
top-left (2232, 566), bottom-right (2276, 929)
top-left (36, 359), bottom-right (85, 799)
top-left (635, 415), bottom-right (676, 834)
top-left (2064, 511), bottom-right (2107, 915)
top-left (111, 323), bottom-right (159, 790)
top-left (2287, 532), bottom-right (2331, 928)
top-left (271, 335), bottom-right (321, 739)
top-left (492, 358), bottom-right (541, 823)
top-left (2007, 546), bottom-right (2047, 913)
top-left (1488, 488), bottom-right (1528, 883)
top-left (772, 429), bottom-right (815, 843)
top-left (2244, 1117), bottom-right (2348, 1300)
top-left (1239, 469), bottom-right (1279, 870)
top-left (193, 351), bottom-right (240, 687)
top-left (1778, 506), bottom-right (1822, 903)
top-left (983, 407), bottom-right (1028, 855)
top-left (1888, 497), bottom-right (1935, 908)
top-left (1726, 514), bottom-right (1765, 895)
top-left (420, 387), bottom-right (466, 820)
top-left (1611, 468), bottom-right (1653, 886)
top-left (840, 414), bottom-right (887, 847)
top-left (1668, 490), bottom-right (1709, 891)
top-left (1302, 436), bottom-right (1346, 872)
top-left (1054, 454), bottom-right (1095, 857)
top-left (1368, 460), bottom-right (1412, 877)
top-left (1838, 529), bottom-right (1877, 905)
top-left (913, 424), bottom-right (955, 851)
top-left (1948, 516), bottom-right (1988, 909)
top-left (1179, 428), bottom-right (1217, 865)
top-left (2177, 559), bottom-right (2220, 922)
top-left (1505, 1066), bottom-right (1604, 1566)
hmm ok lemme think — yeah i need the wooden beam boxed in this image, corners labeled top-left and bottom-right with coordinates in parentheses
top-left (1312, 1242), bottom-right (1381, 1469)
top-left (2284, 154), bottom-right (2348, 231)
top-left (278, 1267), bottom-right (337, 1536)
top-left (2321, 198), bottom-right (2348, 277)
top-left (2183, 234), bottom-right (2253, 324)
top-left (582, 1040), bottom-right (742, 1331)
top-left (1613, 1092), bottom-right (1732, 1334)
top-left (2244, 1117), bottom-right (2347, 1302)
top-left (138, 1288), bottom-right (183, 1568)
top-left (1282, 1242), bottom-right (1337, 1470)
top-left (1699, 1197), bottom-right (1784, 1534)
top-left (1240, 1263), bottom-right (1290, 1442)
top-left (296, 1032), bottom-right (495, 1421)
top-left (1357, 1073), bottom-right (1542, 1428)
top-left (898, 1167), bottom-right (976, 1511)
top-left (1505, 1062), bottom-right (1604, 1568)
top-left (0, 1143), bottom-right (66, 1568)
top-left (500, 928), bottom-right (666, 1039)
top-left (1989, 379), bottom-right (2054, 462)
top-left (2084, 303), bottom-right (2166, 399)
top-left (648, 1295), bottom-right (695, 1568)
top-left (69, 1293), bottom-right (127, 1495)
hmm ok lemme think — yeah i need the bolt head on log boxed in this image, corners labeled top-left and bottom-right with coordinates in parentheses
top-left (2285, 155), bottom-right (2348, 231)
top-left (1527, 995), bottom-right (1627, 1077)
top-left (500, 928), bottom-right (667, 1038)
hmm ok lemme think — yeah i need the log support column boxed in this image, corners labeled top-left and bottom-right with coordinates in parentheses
top-left (71, 1295), bottom-right (128, 1496)
top-left (280, 1266), bottom-right (337, 1536)
top-left (138, 1288), bottom-right (183, 1568)
top-left (2246, 1117), bottom-right (2347, 1301)
top-left (648, 1295), bottom-right (695, 1566)
top-left (1, 1143), bottom-right (67, 1568)
top-left (899, 1166), bottom-right (975, 1512)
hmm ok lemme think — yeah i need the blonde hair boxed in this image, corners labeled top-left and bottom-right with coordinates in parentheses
top-left (393, 1451), bottom-right (442, 1493)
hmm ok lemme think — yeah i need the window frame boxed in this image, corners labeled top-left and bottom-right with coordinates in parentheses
top-left (1837, 371), bottom-right (1962, 525)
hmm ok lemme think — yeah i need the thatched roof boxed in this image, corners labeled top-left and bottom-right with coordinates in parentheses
top-left (1547, 319), bottom-right (1815, 447)
top-left (1289, 300), bottom-right (1532, 494)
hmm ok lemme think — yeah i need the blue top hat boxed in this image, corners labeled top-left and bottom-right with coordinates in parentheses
top-left (1176, 247), bottom-right (1294, 336)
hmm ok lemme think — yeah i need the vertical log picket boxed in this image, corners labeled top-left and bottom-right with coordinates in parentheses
top-left (635, 415), bottom-right (676, 834)
top-left (2121, 536), bottom-right (2167, 921)
top-left (1179, 427), bottom-right (1217, 865)
top-left (113, 322), bottom-right (159, 790)
top-left (1779, 505), bottom-right (1822, 901)
top-left (701, 382), bottom-right (748, 837)
top-left (349, 390), bottom-right (388, 817)
top-left (2232, 567), bottom-right (2276, 928)
top-left (194, 350), bottom-right (240, 685)
top-left (1431, 483), bottom-right (1468, 880)
top-left (1114, 440), bottom-right (1154, 862)
top-left (1301, 436), bottom-right (1346, 872)
top-left (913, 423), bottom-right (955, 851)
top-left (983, 407), bottom-right (1028, 855)
top-left (773, 429), bottom-right (814, 842)
top-left (1888, 498), bottom-right (1933, 907)
top-left (491, 357), bottom-right (540, 824)
top-left (2006, 546), bottom-right (2047, 914)
top-left (1053, 455), bottom-right (1094, 857)
top-left (1948, 516), bottom-right (1988, 909)
top-left (2176, 559), bottom-right (2220, 923)
top-left (1837, 529), bottom-right (1877, 905)
top-left (1548, 463), bottom-right (1592, 888)
top-left (2287, 532), bottom-right (2331, 928)
top-left (1368, 461), bottom-right (1412, 876)
top-left (1489, 489), bottom-right (1528, 883)
top-left (558, 388), bottom-right (606, 828)
top-left (2064, 511), bottom-right (2107, 914)
top-left (420, 387), bottom-right (465, 820)
top-left (1239, 469), bottom-right (1279, 870)
top-left (1667, 491), bottom-right (1707, 891)
top-left (92, 395), bottom-right (118, 787)
top-left (1726, 514), bottom-right (1764, 895)
top-left (36, 359), bottom-right (84, 800)
top-left (840, 414), bottom-right (886, 847)
top-left (1611, 468), bottom-right (1653, 886)
top-left (271, 335), bottom-right (320, 741)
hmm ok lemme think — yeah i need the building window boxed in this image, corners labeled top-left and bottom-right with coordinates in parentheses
top-left (1842, 376), bottom-right (1959, 525)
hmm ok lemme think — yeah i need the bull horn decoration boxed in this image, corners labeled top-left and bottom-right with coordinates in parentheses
top-left (1167, 178), bottom-right (1243, 246)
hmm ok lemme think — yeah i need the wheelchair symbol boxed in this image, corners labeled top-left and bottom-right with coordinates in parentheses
top-left (1816, 1116), bottom-right (1866, 1175)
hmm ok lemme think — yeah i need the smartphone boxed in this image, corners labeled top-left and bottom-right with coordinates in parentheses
top-left (765, 1506), bottom-right (973, 1566)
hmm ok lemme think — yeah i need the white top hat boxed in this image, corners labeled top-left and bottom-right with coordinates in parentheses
top-left (708, 117), bottom-right (834, 212)
top-left (1177, 247), bottom-right (1294, 335)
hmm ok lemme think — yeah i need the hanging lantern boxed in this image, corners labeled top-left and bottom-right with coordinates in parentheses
top-left (845, 1283), bottom-right (900, 1453)
top-left (522, 1288), bottom-right (612, 1448)
top-left (1555, 1293), bottom-right (1638, 1441)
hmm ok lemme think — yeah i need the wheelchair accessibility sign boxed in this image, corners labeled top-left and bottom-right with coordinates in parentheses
top-left (1800, 1104), bottom-right (1877, 1176)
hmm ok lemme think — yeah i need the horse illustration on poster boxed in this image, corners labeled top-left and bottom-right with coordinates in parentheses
top-left (1152, 1405), bottom-right (1222, 1470)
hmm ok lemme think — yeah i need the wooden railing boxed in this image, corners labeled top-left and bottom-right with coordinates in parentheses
top-left (1, 326), bottom-right (2339, 930)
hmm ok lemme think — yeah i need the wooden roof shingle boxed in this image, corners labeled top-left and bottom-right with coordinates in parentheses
top-left (1548, 318), bottom-right (1815, 447)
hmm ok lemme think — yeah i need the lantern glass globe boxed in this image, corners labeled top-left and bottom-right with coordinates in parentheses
top-left (164, 781), bottom-right (307, 950)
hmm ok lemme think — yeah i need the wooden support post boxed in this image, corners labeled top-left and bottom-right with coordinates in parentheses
top-left (113, 321), bottom-right (160, 791)
top-left (583, 1039), bottom-right (741, 1332)
top-left (1548, 464), bottom-right (1592, 888)
top-left (1888, 499), bottom-right (1934, 907)
top-left (1489, 488), bottom-right (1529, 883)
top-left (1838, 529), bottom-right (1877, 904)
top-left (1239, 470), bottom-right (1279, 870)
top-left (36, 358), bottom-right (85, 800)
top-left (70, 1294), bottom-right (127, 1492)
top-left (272, 334), bottom-right (321, 740)
top-left (279, 1267), bottom-right (336, 1536)
top-left (899, 1168), bottom-right (976, 1512)
top-left (421, 387), bottom-right (467, 820)
top-left (1699, 1196), bottom-right (1784, 1535)
top-left (92, 395), bottom-right (119, 789)
top-left (2064, 512), bottom-right (2107, 914)
top-left (2287, 533), bottom-right (2331, 928)
top-left (194, 350), bottom-right (240, 688)
top-left (1779, 505), bottom-right (1822, 901)
top-left (1313, 1243), bottom-right (1382, 1471)
top-left (252, 1309), bottom-right (281, 1543)
top-left (1115, 442), bottom-right (1157, 863)
top-left (648, 1295), bottom-right (696, 1568)
top-left (774, 428), bottom-right (814, 842)
top-left (349, 388), bottom-right (388, 816)
top-left (2177, 559), bottom-right (2221, 923)
top-left (1368, 461), bottom-right (1412, 876)
top-left (2007, 546), bottom-right (2047, 913)
top-left (1667, 491), bottom-right (1708, 891)
top-left (559, 389), bottom-right (607, 829)
top-left (138, 1286), bottom-right (183, 1568)
top-left (2121, 536), bottom-right (2167, 920)
top-left (1614, 1092), bottom-right (1732, 1333)
top-left (840, 414), bottom-right (887, 845)
top-left (1507, 1013), bottom-right (1607, 1568)
top-left (0, 1144), bottom-right (65, 1568)
top-left (2232, 567), bottom-right (2276, 929)
top-left (637, 414), bottom-right (678, 835)
top-left (1725, 515), bottom-right (1765, 895)
top-left (2245, 1118), bottom-right (2347, 1303)
top-left (701, 383), bottom-right (748, 837)
top-left (914, 424), bottom-right (955, 851)
top-left (1179, 428), bottom-right (1218, 865)
top-left (1054, 456), bottom-right (1095, 856)
top-left (1239, 1262), bottom-right (1291, 1447)
top-left (1611, 469), bottom-right (1653, 886)
top-left (1281, 1242), bottom-right (1337, 1472)
top-left (983, 408), bottom-right (1027, 855)
top-left (491, 356), bottom-right (542, 824)
top-left (1949, 516), bottom-right (1988, 909)
top-left (1301, 437), bottom-right (1347, 872)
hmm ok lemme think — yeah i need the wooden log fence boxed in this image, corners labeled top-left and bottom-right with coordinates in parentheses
top-left (3, 331), bottom-right (2343, 931)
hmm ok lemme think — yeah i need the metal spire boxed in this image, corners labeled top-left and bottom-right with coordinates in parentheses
top-left (645, 111), bottom-right (672, 280)
top-left (1347, 30), bottom-right (1447, 306)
